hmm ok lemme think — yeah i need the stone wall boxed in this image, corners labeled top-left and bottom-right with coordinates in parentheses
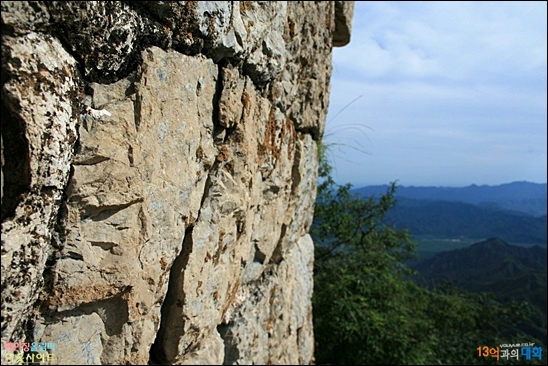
top-left (1, 1), bottom-right (354, 364)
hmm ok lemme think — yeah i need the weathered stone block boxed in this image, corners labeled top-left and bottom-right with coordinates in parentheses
top-left (1, 1), bottom-right (354, 364)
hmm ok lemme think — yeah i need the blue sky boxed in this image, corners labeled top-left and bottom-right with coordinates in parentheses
top-left (325, 1), bottom-right (547, 188)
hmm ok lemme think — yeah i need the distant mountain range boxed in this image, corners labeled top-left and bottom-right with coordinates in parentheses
top-left (384, 197), bottom-right (547, 244)
top-left (353, 181), bottom-right (547, 217)
top-left (352, 181), bottom-right (547, 245)
top-left (411, 238), bottom-right (547, 347)
top-left (351, 183), bottom-right (547, 345)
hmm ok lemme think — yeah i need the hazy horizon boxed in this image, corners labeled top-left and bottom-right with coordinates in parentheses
top-left (351, 180), bottom-right (548, 189)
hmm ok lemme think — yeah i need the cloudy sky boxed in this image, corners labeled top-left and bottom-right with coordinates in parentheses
top-left (325, 1), bottom-right (547, 188)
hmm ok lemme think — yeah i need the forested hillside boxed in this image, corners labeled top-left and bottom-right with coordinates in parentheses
top-left (384, 198), bottom-right (547, 244)
top-left (412, 238), bottom-right (547, 349)
top-left (311, 148), bottom-right (546, 364)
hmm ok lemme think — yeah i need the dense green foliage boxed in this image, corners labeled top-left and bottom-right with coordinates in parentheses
top-left (311, 146), bottom-right (544, 364)
top-left (413, 238), bottom-right (547, 349)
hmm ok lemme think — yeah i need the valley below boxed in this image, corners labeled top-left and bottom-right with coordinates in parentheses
top-left (355, 182), bottom-right (548, 349)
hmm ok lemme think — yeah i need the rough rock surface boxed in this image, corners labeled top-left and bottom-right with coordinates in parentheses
top-left (1, 1), bottom-right (354, 364)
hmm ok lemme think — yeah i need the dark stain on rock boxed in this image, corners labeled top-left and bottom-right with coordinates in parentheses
top-left (0, 97), bottom-right (31, 221)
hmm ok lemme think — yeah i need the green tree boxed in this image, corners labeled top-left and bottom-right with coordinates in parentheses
top-left (311, 143), bottom-right (541, 365)
top-left (312, 143), bottom-right (427, 364)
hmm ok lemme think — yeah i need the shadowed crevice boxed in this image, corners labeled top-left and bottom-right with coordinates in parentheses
top-left (0, 96), bottom-right (31, 221)
top-left (149, 225), bottom-right (194, 364)
top-left (217, 322), bottom-right (240, 365)
top-left (270, 224), bottom-right (287, 264)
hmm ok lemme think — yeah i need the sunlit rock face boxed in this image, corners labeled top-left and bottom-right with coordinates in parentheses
top-left (1, 1), bottom-right (353, 364)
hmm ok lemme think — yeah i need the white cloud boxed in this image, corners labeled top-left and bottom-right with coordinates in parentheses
top-left (336, 1), bottom-right (547, 82)
top-left (326, 2), bottom-right (547, 187)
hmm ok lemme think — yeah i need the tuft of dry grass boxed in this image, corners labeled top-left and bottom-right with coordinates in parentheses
top-left (320, 95), bottom-right (373, 177)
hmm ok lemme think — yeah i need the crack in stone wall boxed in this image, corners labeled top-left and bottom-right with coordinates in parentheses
top-left (149, 224), bottom-right (195, 364)
top-left (1, 1), bottom-right (354, 364)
